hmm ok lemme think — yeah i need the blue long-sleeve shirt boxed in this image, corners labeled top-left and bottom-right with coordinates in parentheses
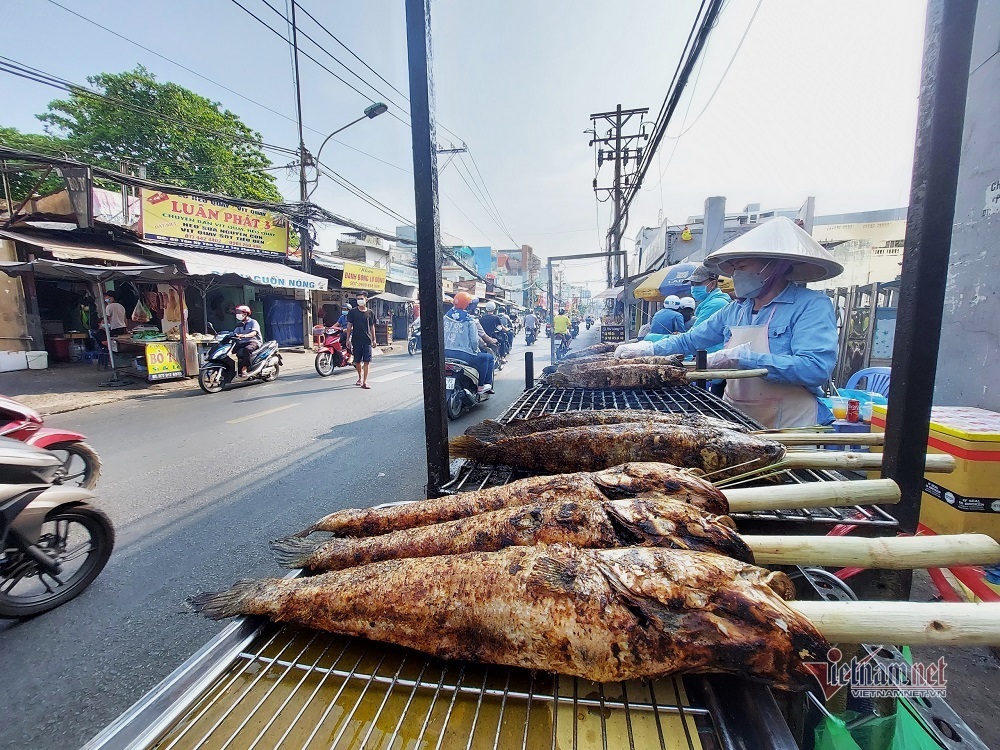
top-left (690, 289), bottom-right (734, 353)
top-left (651, 284), bottom-right (837, 398)
top-left (649, 307), bottom-right (686, 335)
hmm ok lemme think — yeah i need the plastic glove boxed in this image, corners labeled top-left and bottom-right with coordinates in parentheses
top-left (614, 341), bottom-right (655, 359)
top-left (705, 342), bottom-right (752, 369)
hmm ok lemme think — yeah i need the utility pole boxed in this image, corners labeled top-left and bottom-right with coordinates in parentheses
top-left (290, 0), bottom-right (312, 276)
top-left (589, 105), bottom-right (648, 286)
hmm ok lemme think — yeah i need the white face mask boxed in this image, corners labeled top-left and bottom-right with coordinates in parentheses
top-left (236, 314), bottom-right (247, 322)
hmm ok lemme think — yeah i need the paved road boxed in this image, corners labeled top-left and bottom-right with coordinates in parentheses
top-left (0, 325), bottom-right (595, 749)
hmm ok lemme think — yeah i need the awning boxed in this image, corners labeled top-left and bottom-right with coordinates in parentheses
top-left (592, 286), bottom-right (623, 300)
top-left (0, 258), bottom-right (177, 283)
top-left (133, 243), bottom-right (328, 291)
top-left (371, 291), bottom-right (416, 303)
top-left (0, 228), bottom-right (153, 265)
top-left (633, 263), bottom-right (697, 301)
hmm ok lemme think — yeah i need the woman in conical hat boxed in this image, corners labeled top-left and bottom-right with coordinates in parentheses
top-left (614, 217), bottom-right (844, 429)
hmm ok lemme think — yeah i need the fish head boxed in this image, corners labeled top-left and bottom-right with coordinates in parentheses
top-left (592, 463), bottom-right (729, 515)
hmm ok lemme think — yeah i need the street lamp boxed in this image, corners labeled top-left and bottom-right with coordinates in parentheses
top-left (307, 102), bottom-right (388, 198)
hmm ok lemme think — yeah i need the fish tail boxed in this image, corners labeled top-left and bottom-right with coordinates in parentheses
top-left (187, 580), bottom-right (264, 620)
top-left (270, 537), bottom-right (322, 568)
top-left (463, 420), bottom-right (507, 443)
top-left (293, 523), bottom-right (319, 538)
top-left (448, 435), bottom-right (490, 461)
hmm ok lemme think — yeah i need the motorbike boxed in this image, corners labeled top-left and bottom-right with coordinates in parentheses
top-left (444, 358), bottom-right (492, 420)
top-left (554, 332), bottom-right (571, 360)
top-left (585, 317), bottom-right (594, 330)
top-left (525, 327), bottom-right (538, 346)
top-left (407, 323), bottom-right (421, 356)
top-left (545, 322), bottom-right (552, 338)
top-left (314, 324), bottom-right (351, 377)
top-left (0, 395), bottom-right (101, 489)
top-left (570, 321), bottom-right (580, 339)
top-left (198, 333), bottom-right (283, 394)
top-left (0, 437), bottom-right (114, 618)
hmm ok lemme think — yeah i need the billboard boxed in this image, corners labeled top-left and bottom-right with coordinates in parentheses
top-left (139, 189), bottom-right (289, 257)
top-left (341, 262), bottom-right (387, 292)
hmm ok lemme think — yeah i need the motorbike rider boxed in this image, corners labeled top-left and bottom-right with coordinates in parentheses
top-left (523, 310), bottom-right (538, 341)
top-left (649, 295), bottom-right (686, 335)
top-left (480, 301), bottom-right (510, 361)
top-left (444, 292), bottom-right (494, 394)
top-left (232, 305), bottom-right (262, 376)
top-left (679, 296), bottom-right (697, 330)
top-left (552, 308), bottom-right (570, 337)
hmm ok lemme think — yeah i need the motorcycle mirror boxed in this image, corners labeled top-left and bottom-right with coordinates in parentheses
top-left (207, 322), bottom-right (217, 335)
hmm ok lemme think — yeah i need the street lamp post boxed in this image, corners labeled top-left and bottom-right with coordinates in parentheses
top-left (307, 102), bottom-right (388, 200)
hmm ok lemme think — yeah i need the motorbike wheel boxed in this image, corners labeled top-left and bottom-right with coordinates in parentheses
top-left (408, 339), bottom-right (418, 356)
top-left (199, 366), bottom-right (225, 394)
top-left (446, 390), bottom-right (464, 420)
top-left (314, 351), bottom-right (335, 377)
top-left (0, 504), bottom-right (115, 618)
top-left (262, 359), bottom-right (280, 382)
top-left (48, 442), bottom-right (102, 490)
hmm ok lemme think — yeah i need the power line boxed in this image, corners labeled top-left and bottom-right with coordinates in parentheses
top-left (464, 149), bottom-right (519, 244)
top-left (316, 162), bottom-right (414, 227)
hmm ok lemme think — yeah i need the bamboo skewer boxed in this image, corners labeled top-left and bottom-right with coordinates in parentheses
top-left (684, 368), bottom-right (769, 381)
top-left (723, 478), bottom-right (900, 512)
top-left (772, 433), bottom-right (885, 446)
top-left (790, 601), bottom-right (1000, 646)
top-left (745, 533), bottom-right (1000, 569)
top-left (780, 451), bottom-right (956, 474)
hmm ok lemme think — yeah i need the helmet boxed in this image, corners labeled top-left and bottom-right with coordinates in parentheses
top-left (344, 303), bottom-right (352, 310)
top-left (558, 308), bottom-right (566, 315)
top-left (484, 301), bottom-right (497, 312)
top-left (235, 305), bottom-right (252, 316)
top-left (680, 296), bottom-right (696, 309)
top-left (453, 291), bottom-right (473, 309)
top-left (663, 295), bottom-right (682, 310)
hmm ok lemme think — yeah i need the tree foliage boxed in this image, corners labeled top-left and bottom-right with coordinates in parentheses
top-left (37, 66), bottom-right (283, 202)
top-left (0, 126), bottom-right (72, 202)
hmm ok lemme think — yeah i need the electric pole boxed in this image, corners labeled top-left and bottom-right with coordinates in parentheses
top-left (289, 0), bottom-right (312, 276)
top-left (588, 105), bottom-right (648, 286)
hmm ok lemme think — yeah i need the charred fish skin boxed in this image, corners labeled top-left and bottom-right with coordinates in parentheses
top-left (272, 494), bottom-right (750, 572)
top-left (450, 425), bottom-right (785, 481)
top-left (589, 463), bottom-right (728, 514)
top-left (560, 342), bottom-right (619, 360)
top-left (545, 364), bottom-right (690, 389)
top-left (189, 545), bottom-right (827, 690)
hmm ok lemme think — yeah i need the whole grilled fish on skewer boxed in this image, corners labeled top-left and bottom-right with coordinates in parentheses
top-left (464, 409), bottom-right (748, 443)
top-left (273, 494), bottom-right (753, 571)
top-left (450, 423), bottom-right (786, 480)
top-left (189, 544), bottom-right (827, 690)
top-left (541, 354), bottom-right (685, 374)
top-left (295, 462), bottom-right (729, 537)
top-left (545, 363), bottom-right (756, 389)
top-left (560, 342), bottom-right (619, 360)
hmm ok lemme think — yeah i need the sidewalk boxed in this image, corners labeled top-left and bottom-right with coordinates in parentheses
top-left (1, 341), bottom-right (412, 416)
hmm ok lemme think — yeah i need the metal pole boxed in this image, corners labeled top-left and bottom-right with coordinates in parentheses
top-left (405, 0), bottom-right (450, 496)
top-left (547, 259), bottom-right (555, 364)
top-left (612, 104), bottom-right (623, 284)
top-left (95, 283), bottom-right (119, 383)
top-left (524, 351), bottom-right (534, 390)
top-left (879, 0), bottom-right (977, 599)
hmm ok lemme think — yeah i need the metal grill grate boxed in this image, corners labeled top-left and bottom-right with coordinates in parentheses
top-left (148, 624), bottom-right (722, 750)
top-left (441, 385), bottom-right (899, 529)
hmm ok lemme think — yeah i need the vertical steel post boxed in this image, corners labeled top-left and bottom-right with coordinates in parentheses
top-left (524, 351), bottom-right (534, 390)
top-left (612, 104), bottom-right (623, 285)
top-left (878, 0), bottom-right (977, 599)
top-left (405, 0), bottom-right (450, 496)
top-left (547, 260), bottom-right (555, 364)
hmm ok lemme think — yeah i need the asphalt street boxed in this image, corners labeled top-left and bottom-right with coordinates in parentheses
top-left (0, 325), bottom-right (594, 749)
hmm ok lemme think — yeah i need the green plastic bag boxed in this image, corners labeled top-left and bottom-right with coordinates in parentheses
top-left (814, 703), bottom-right (943, 750)
top-left (814, 714), bottom-right (864, 750)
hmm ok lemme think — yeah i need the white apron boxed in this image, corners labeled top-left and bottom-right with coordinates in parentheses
top-left (722, 307), bottom-right (819, 429)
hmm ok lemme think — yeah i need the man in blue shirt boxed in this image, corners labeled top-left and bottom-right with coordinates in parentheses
top-left (686, 265), bottom-right (731, 342)
top-left (444, 292), bottom-right (494, 393)
top-left (614, 217), bottom-right (842, 428)
top-left (648, 295), bottom-right (686, 335)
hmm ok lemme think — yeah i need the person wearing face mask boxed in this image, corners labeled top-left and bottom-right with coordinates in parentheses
top-left (613, 217), bottom-right (842, 428)
top-left (232, 305), bottom-right (262, 376)
top-left (687, 265), bottom-right (732, 333)
top-left (346, 294), bottom-right (377, 389)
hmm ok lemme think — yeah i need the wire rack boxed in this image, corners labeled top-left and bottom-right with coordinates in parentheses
top-left (443, 385), bottom-right (899, 529)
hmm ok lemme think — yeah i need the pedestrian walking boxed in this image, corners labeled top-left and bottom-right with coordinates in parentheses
top-left (346, 293), bottom-right (377, 389)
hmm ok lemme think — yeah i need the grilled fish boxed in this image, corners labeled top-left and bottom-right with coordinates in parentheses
top-left (464, 410), bottom-right (748, 442)
top-left (558, 355), bottom-right (685, 371)
top-left (450, 424), bottom-right (785, 479)
top-left (545, 364), bottom-right (691, 389)
top-left (561, 342), bottom-right (619, 360)
top-left (272, 495), bottom-right (752, 571)
top-left (295, 462), bottom-right (728, 537)
top-left (190, 544), bottom-right (827, 690)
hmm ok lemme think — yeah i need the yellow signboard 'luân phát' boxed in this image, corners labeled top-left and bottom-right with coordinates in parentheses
top-left (139, 189), bottom-right (289, 257)
top-left (341, 262), bottom-right (387, 292)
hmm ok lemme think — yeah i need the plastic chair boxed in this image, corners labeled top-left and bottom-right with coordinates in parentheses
top-left (845, 367), bottom-right (891, 397)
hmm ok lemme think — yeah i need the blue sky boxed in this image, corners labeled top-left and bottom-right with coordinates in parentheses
top-left (2, 0), bottom-right (927, 286)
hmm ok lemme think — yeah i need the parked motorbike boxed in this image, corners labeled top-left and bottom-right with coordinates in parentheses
top-left (525, 327), bottom-right (538, 346)
top-left (407, 323), bottom-right (421, 356)
top-left (554, 332), bottom-right (571, 360)
top-left (314, 324), bottom-right (351, 377)
top-left (0, 395), bottom-right (101, 489)
top-left (198, 333), bottom-right (282, 393)
top-left (444, 358), bottom-right (492, 420)
top-left (0, 438), bottom-right (114, 618)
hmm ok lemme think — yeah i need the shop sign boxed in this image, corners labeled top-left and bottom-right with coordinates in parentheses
top-left (145, 342), bottom-right (183, 381)
top-left (139, 189), bottom-right (289, 257)
top-left (601, 325), bottom-right (626, 344)
top-left (342, 262), bottom-right (387, 292)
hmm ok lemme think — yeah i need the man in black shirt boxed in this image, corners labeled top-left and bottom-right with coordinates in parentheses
top-left (346, 293), bottom-right (377, 389)
top-left (479, 301), bottom-right (509, 360)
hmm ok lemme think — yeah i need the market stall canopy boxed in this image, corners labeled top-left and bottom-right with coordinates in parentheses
top-left (633, 262), bottom-right (698, 301)
top-left (0, 257), bottom-right (178, 282)
top-left (704, 216), bottom-right (844, 282)
top-left (371, 291), bottom-right (416, 303)
top-left (0, 228), bottom-right (153, 265)
top-left (592, 286), bottom-right (623, 300)
top-left (132, 243), bottom-right (328, 292)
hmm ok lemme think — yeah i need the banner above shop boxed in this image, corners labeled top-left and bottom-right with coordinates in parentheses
top-left (139, 189), bottom-right (289, 258)
top-left (341, 261), bottom-right (387, 292)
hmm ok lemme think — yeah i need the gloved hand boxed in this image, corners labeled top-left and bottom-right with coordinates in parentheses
top-left (614, 341), bottom-right (655, 359)
top-left (705, 342), bottom-right (752, 369)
